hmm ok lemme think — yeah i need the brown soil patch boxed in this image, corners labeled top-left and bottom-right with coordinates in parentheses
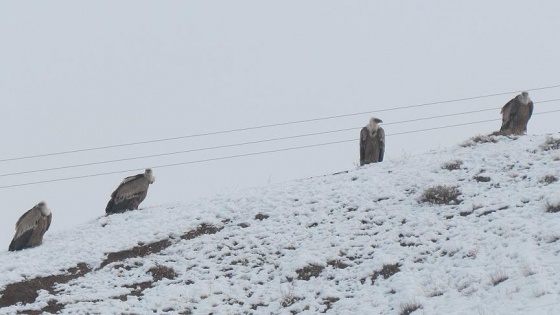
top-left (0, 263), bottom-right (90, 308)
top-left (296, 264), bottom-right (325, 280)
top-left (361, 263), bottom-right (401, 285)
top-left (118, 265), bottom-right (179, 300)
top-left (99, 223), bottom-right (222, 270)
top-left (0, 223), bottom-right (222, 312)
top-left (19, 300), bottom-right (65, 315)
top-left (255, 213), bottom-right (269, 220)
top-left (181, 223), bottom-right (223, 240)
top-left (98, 239), bottom-right (172, 270)
top-left (327, 259), bottom-right (350, 269)
top-left (150, 265), bottom-right (177, 282)
top-left (124, 281), bottom-right (153, 298)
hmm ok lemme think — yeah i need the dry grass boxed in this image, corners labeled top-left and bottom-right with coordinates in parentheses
top-left (473, 175), bottom-right (491, 182)
top-left (490, 270), bottom-right (509, 286)
top-left (545, 235), bottom-right (560, 243)
top-left (400, 301), bottom-right (422, 315)
top-left (532, 287), bottom-right (549, 298)
top-left (541, 175), bottom-right (558, 185)
top-left (460, 134), bottom-right (499, 147)
top-left (427, 290), bottom-right (444, 297)
top-left (520, 264), bottom-right (537, 277)
top-left (280, 285), bottom-right (300, 307)
top-left (442, 160), bottom-right (463, 171)
top-left (545, 201), bottom-right (560, 213)
top-left (540, 136), bottom-right (560, 151)
top-left (322, 297), bottom-right (340, 313)
top-left (368, 263), bottom-right (401, 285)
top-left (420, 185), bottom-right (462, 205)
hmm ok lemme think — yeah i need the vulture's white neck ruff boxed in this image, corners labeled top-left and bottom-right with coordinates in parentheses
top-left (144, 170), bottom-right (155, 184)
top-left (38, 202), bottom-right (51, 216)
top-left (518, 92), bottom-right (531, 105)
top-left (366, 120), bottom-right (379, 134)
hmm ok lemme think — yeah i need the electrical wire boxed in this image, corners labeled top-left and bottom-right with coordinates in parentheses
top-left (1, 108), bottom-right (559, 189)
top-left (1, 85), bottom-right (559, 163)
top-left (1, 99), bottom-right (558, 178)
top-left (0, 106), bottom-right (503, 177)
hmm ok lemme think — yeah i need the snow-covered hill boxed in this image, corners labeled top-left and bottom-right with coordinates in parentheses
top-left (2, 134), bottom-right (560, 315)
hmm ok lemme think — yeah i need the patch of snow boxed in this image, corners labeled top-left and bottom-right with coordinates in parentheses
top-left (2, 134), bottom-right (560, 314)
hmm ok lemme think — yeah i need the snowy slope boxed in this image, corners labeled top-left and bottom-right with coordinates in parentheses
top-left (1, 134), bottom-right (560, 315)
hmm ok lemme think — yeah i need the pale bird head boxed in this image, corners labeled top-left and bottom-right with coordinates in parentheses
top-left (144, 168), bottom-right (155, 184)
top-left (518, 91), bottom-right (531, 105)
top-left (367, 117), bottom-right (383, 132)
top-left (37, 201), bottom-right (51, 216)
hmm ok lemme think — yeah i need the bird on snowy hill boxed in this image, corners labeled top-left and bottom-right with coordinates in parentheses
top-left (9, 201), bottom-right (52, 251)
top-left (105, 168), bottom-right (155, 214)
top-left (359, 117), bottom-right (385, 166)
top-left (499, 91), bottom-right (533, 136)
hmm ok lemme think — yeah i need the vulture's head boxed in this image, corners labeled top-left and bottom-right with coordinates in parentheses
top-left (518, 91), bottom-right (531, 105)
top-left (367, 117), bottom-right (383, 133)
top-left (37, 201), bottom-right (51, 216)
top-left (144, 168), bottom-right (155, 184)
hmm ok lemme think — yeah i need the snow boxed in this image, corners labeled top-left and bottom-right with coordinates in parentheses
top-left (2, 134), bottom-right (560, 314)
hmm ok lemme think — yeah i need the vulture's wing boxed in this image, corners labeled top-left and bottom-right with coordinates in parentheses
top-left (120, 174), bottom-right (143, 185)
top-left (9, 229), bottom-right (33, 251)
top-left (112, 175), bottom-right (149, 204)
top-left (14, 207), bottom-right (42, 239)
top-left (527, 101), bottom-right (534, 120)
top-left (500, 98), bottom-right (519, 130)
top-left (111, 174), bottom-right (143, 198)
top-left (359, 127), bottom-right (368, 162)
top-left (377, 128), bottom-right (385, 162)
top-left (45, 213), bottom-right (52, 232)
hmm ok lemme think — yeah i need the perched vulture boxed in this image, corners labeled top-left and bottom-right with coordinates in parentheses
top-left (9, 201), bottom-right (52, 251)
top-left (106, 168), bottom-right (155, 214)
top-left (500, 91), bottom-right (533, 135)
top-left (360, 117), bottom-right (385, 166)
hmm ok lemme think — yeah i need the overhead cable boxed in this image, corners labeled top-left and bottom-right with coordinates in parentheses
top-left (1, 99), bottom-right (558, 178)
top-left (1, 85), bottom-right (559, 163)
top-left (0, 106), bottom-right (504, 177)
top-left (1, 108), bottom-right (558, 189)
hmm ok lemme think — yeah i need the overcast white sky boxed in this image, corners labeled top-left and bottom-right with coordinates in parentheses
top-left (1, 1), bottom-right (559, 248)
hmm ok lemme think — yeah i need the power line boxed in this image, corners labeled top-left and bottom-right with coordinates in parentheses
top-left (1, 85), bottom-right (559, 163)
top-left (2, 99), bottom-right (559, 178)
top-left (389, 108), bottom-right (560, 136)
top-left (1, 108), bottom-right (559, 189)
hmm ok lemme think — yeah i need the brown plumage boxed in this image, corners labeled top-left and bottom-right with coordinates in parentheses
top-left (360, 117), bottom-right (385, 166)
top-left (500, 91), bottom-right (534, 135)
top-left (106, 168), bottom-right (155, 214)
top-left (9, 201), bottom-right (52, 251)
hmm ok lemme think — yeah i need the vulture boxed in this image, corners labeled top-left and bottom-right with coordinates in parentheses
top-left (500, 91), bottom-right (533, 135)
top-left (9, 201), bottom-right (52, 251)
top-left (106, 168), bottom-right (155, 214)
top-left (360, 117), bottom-right (385, 166)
